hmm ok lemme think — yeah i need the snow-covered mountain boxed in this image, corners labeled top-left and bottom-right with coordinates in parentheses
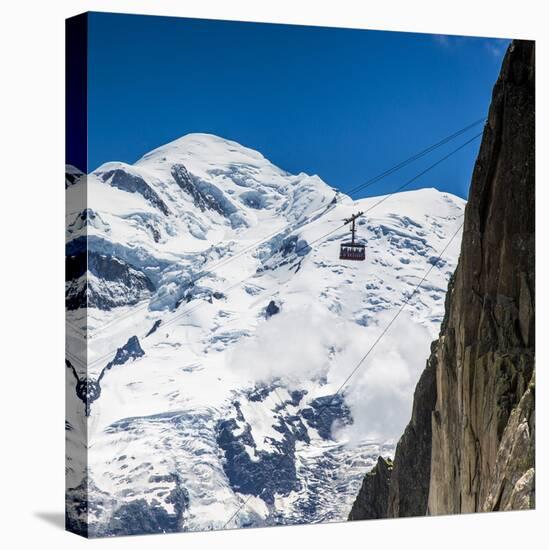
top-left (65, 133), bottom-right (465, 536)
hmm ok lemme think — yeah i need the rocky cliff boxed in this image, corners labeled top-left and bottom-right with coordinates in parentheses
top-left (349, 39), bottom-right (535, 520)
top-left (348, 457), bottom-right (393, 520)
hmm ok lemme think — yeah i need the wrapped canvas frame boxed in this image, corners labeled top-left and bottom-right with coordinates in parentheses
top-left (65, 12), bottom-right (534, 538)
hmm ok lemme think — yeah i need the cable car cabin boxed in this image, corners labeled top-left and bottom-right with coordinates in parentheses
top-left (340, 242), bottom-right (365, 261)
top-left (339, 211), bottom-right (366, 261)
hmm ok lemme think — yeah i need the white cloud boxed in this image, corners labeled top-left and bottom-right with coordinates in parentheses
top-left (228, 303), bottom-right (434, 445)
top-left (332, 312), bottom-right (432, 444)
top-left (227, 303), bottom-right (343, 385)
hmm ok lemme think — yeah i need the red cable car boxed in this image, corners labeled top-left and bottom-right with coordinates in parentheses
top-left (340, 212), bottom-right (365, 261)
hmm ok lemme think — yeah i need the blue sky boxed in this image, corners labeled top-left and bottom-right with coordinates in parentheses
top-left (87, 12), bottom-right (509, 199)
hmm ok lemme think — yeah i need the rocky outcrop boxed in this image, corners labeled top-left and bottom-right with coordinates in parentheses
top-left (67, 336), bottom-right (145, 416)
top-left (386, 340), bottom-right (439, 517)
top-left (171, 163), bottom-right (238, 218)
top-left (65, 241), bottom-right (156, 311)
top-left (98, 168), bottom-right (171, 215)
top-left (348, 457), bottom-right (392, 520)
top-left (265, 300), bottom-right (280, 318)
top-left (482, 372), bottom-right (535, 511)
top-left (427, 38), bottom-right (535, 516)
top-left (349, 39), bottom-right (535, 520)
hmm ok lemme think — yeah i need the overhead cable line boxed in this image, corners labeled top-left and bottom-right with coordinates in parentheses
top-left (81, 117), bottom-right (485, 338)
top-left (222, 219), bottom-right (464, 529)
top-left (72, 131), bottom-right (481, 371)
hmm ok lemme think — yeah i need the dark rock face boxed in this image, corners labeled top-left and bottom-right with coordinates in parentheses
top-left (66, 474), bottom-right (189, 538)
top-left (65, 167), bottom-right (84, 188)
top-left (349, 40), bottom-right (535, 520)
top-left (98, 168), bottom-right (171, 215)
top-left (301, 393), bottom-right (352, 440)
top-left (265, 300), bottom-right (280, 318)
top-left (216, 389), bottom-right (351, 506)
top-left (65, 245), bottom-right (155, 311)
top-left (65, 236), bottom-right (87, 310)
top-left (75, 377), bottom-right (102, 412)
top-left (98, 335), bottom-right (145, 382)
top-left (171, 163), bottom-right (237, 218)
top-left (428, 39), bottom-right (535, 515)
top-left (146, 319), bottom-right (162, 337)
top-left (348, 457), bottom-right (393, 520)
top-left (88, 252), bottom-right (154, 290)
top-left (66, 253), bottom-right (86, 281)
top-left (216, 401), bottom-right (303, 505)
top-left (103, 481), bottom-right (189, 537)
top-left (67, 336), bottom-right (145, 416)
top-left (483, 373), bottom-right (535, 511)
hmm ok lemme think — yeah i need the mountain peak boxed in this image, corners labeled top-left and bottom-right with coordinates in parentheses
top-left (136, 132), bottom-right (269, 172)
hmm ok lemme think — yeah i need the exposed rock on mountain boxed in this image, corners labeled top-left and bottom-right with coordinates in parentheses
top-left (265, 300), bottom-right (280, 318)
top-left (482, 373), bottom-right (535, 512)
top-left (349, 39), bottom-right (535, 520)
top-left (348, 456), bottom-right (392, 520)
top-left (97, 167), bottom-right (171, 215)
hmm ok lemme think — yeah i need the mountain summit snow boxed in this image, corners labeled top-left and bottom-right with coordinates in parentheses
top-left (66, 133), bottom-right (465, 536)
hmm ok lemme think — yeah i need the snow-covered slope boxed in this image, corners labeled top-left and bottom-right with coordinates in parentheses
top-left (65, 133), bottom-right (465, 536)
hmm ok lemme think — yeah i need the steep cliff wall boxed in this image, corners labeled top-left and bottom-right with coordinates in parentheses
top-left (428, 38), bottom-right (535, 515)
top-left (349, 39), bottom-right (535, 520)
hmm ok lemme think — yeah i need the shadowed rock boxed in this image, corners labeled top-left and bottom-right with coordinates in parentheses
top-left (349, 39), bottom-right (535, 520)
top-left (348, 456), bottom-right (393, 520)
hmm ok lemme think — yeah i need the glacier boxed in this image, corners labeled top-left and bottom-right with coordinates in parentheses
top-left (65, 133), bottom-right (464, 536)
